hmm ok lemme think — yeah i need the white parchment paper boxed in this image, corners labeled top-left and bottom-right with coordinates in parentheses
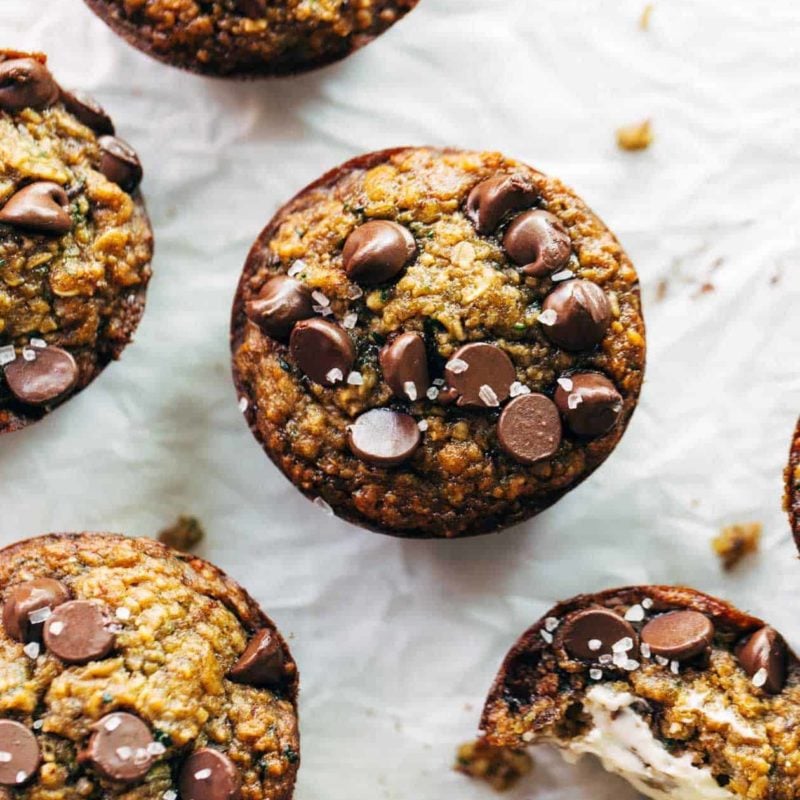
top-left (2, 1), bottom-right (800, 798)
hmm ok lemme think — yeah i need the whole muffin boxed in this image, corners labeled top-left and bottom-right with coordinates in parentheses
top-left (479, 586), bottom-right (799, 800)
top-left (231, 147), bottom-right (646, 538)
top-left (0, 50), bottom-right (153, 434)
top-left (82, 0), bottom-right (420, 78)
top-left (0, 533), bottom-right (299, 800)
top-left (786, 417), bottom-right (800, 548)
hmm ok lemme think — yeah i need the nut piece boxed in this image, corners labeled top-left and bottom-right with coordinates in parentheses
top-left (616, 119), bottom-right (654, 152)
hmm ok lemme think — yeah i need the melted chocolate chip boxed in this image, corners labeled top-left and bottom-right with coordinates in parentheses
top-left (465, 174), bottom-right (539, 235)
top-left (3, 346), bottom-right (79, 406)
top-left (43, 600), bottom-right (115, 664)
top-left (342, 221), bottom-right (416, 284)
top-left (380, 332), bottom-right (429, 401)
top-left (0, 182), bottom-right (72, 235)
top-left (289, 318), bottom-right (355, 386)
top-left (0, 58), bottom-right (59, 112)
top-left (736, 627), bottom-right (787, 694)
top-left (61, 90), bottom-right (115, 135)
top-left (2, 578), bottom-right (69, 643)
top-left (497, 394), bottom-right (562, 465)
top-left (98, 136), bottom-right (143, 193)
top-left (179, 749), bottom-right (241, 800)
top-left (0, 721), bottom-right (39, 786)
top-left (229, 630), bottom-right (285, 687)
top-left (540, 280), bottom-right (612, 351)
top-left (84, 713), bottom-right (155, 783)
top-left (641, 611), bottom-right (715, 662)
top-left (554, 373), bottom-right (623, 437)
top-left (444, 343), bottom-right (515, 408)
top-left (503, 210), bottom-right (572, 276)
top-left (348, 409), bottom-right (421, 467)
top-left (246, 276), bottom-right (314, 340)
top-left (561, 608), bottom-right (638, 660)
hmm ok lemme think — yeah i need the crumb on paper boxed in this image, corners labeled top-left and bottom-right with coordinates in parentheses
top-left (640, 3), bottom-right (654, 30)
top-left (455, 739), bottom-right (533, 792)
top-left (157, 515), bottom-right (205, 552)
top-left (712, 522), bottom-right (762, 571)
top-left (655, 278), bottom-right (669, 302)
top-left (616, 119), bottom-right (654, 151)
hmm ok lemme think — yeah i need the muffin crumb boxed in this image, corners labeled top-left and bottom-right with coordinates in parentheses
top-left (455, 739), bottom-right (533, 791)
top-left (157, 515), bottom-right (205, 552)
top-left (616, 119), bottom-right (654, 151)
top-left (639, 4), bottom-right (654, 30)
top-left (712, 521), bottom-right (762, 571)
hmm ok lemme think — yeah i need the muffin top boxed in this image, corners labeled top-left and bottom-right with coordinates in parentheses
top-left (0, 533), bottom-right (299, 800)
top-left (0, 50), bottom-right (153, 434)
top-left (231, 147), bottom-right (646, 538)
top-left (83, 0), bottom-right (420, 77)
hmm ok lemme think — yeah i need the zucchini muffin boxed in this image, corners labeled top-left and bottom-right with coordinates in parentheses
top-left (479, 586), bottom-right (799, 800)
top-left (0, 533), bottom-right (299, 800)
top-left (82, 0), bottom-right (420, 78)
top-left (231, 147), bottom-right (646, 538)
top-left (785, 417), bottom-right (800, 549)
top-left (0, 50), bottom-right (153, 434)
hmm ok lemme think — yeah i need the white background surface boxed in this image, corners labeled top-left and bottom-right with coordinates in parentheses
top-left (2, 1), bottom-right (800, 798)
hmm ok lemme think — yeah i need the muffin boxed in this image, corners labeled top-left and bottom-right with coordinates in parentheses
top-left (785, 417), bottom-right (799, 548)
top-left (231, 147), bottom-right (646, 538)
top-left (0, 50), bottom-right (153, 434)
top-left (479, 586), bottom-right (799, 800)
top-left (0, 533), bottom-right (300, 800)
top-left (82, 0), bottom-right (420, 78)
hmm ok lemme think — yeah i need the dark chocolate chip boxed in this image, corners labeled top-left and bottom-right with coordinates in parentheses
top-left (736, 626), bottom-right (787, 694)
top-left (43, 600), bottom-right (115, 664)
top-left (229, 630), bottom-right (285, 687)
top-left (444, 343), bottom-right (515, 408)
top-left (98, 136), bottom-right (143, 193)
top-left (641, 610), bottom-right (715, 662)
top-left (497, 394), bottom-right (562, 465)
top-left (379, 332), bottom-right (429, 401)
top-left (342, 220), bottom-right (416, 284)
top-left (561, 608), bottom-right (638, 660)
top-left (503, 210), bottom-right (572, 276)
top-left (84, 713), bottom-right (156, 783)
top-left (179, 749), bottom-right (241, 800)
top-left (0, 182), bottom-right (72, 235)
top-left (3, 345), bottom-right (79, 407)
top-left (465, 174), bottom-right (539, 235)
top-left (540, 279), bottom-right (612, 351)
top-left (554, 373), bottom-right (623, 437)
top-left (347, 409), bottom-right (421, 467)
top-left (289, 318), bottom-right (355, 387)
top-left (2, 578), bottom-right (69, 643)
top-left (0, 720), bottom-right (40, 786)
top-left (61, 90), bottom-right (115, 135)
top-left (246, 276), bottom-right (314, 340)
top-left (0, 58), bottom-right (59, 112)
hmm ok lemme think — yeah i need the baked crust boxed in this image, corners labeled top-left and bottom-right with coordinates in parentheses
top-left (785, 417), bottom-right (800, 547)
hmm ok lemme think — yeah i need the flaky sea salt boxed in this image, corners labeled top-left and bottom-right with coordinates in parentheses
top-left (313, 497), bottom-right (333, 515)
top-left (624, 604), bottom-right (645, 622)
top-left (22, 348), bottom-right (36, 362)
top-left (752, 668), bottom-right (768, 688)
top-left (312, 304), bottom-right (333, 316)
top-left (567, 392), bottom-right (584, 410)
top-left (342, 312), bottom-right (358, 329)
top-left (478, 384), bottom-right (499, 407)
top-left (598, 654), bottom-right (613, 665)
top-left (28, 607), bottom-right (51, 624)
top-left (655, 655), bottom-right (669, 667)
top-left (642, 598), bottom-right (654, 609)
top-left (446, 358), bottom-right (468, 374)
top-left (426, 386), bottom-right (439, 400)
top-left (540, 630), bottom-right (553, 644)
top-left (589, 669), bottom-right (603, 681)
top-left (347, 371), bottom-right (363, 386)
top-left (326, 367), bottom-right (344, 384)
top-left (163, 790), bottom-right (178, 800)
top-left (640, 643), bottom-right (652, 658)
top-left (287, 260), bottom-right (306, 277)
top-left (0, 346), bottom-right (16, 366)
top-left (624, 659), bottom-right (640, 671)
top-left (311, 290), bottom-right (330, 307)
top-left (15, 772), bottom-right (26, 784)
top-left (433, 378), bottom-right (445, 387)
top-left (116, 747), bottom-right (132, 761)
top-left (238, 397), bottom-right (248, 413)
top-left (557, 377), bottom-right (574, 392)
top-left (30, 338), bottom-right (47, 349)
top-left (0, 753), bottom-right (12, 763)
top-left (32, 721), bottom-right (43, 731)
top-left (670, 661), bottom-right (680, 675)
top-left (588, 639), bottom-right (602, 652)
top-left (48, 621), bottom-right (64, 636)
top-left (404, 381), bottom-right (418, 401)
top-left (418, 420), bottom-right (429, 432)
top-left (148, 742), bottom-right (166, 757)
top-left (538, 309), bottom-right (558, 326)
top-left (105, 716), bottom-right (122, 732)
top-left (23, 642), bottom-right (40, 659)
top-left (509, 381), bottom-right (531, 398)
top-left (551, 269), bottom-right (574, 282)
top-left (544, 617), bottom-right (560, 632)
top-left (612, 637), bottom-right (634, 653)
top-left (346, 285), bottom-right (363, 300)
top-left (194, 769), bottom-right (212, 780)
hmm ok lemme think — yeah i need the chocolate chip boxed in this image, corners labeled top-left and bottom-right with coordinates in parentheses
top-left (465, 174), bottom-right (539, 235)
top-left (61, 90), bottom-right (115, 135)
top-left (347, 409), bottom-right (421, 467)
top-left (179, 749), bottom-right (241, 800)
top-left (0, 720), bottom-right (40, 786)
top-left (229, 630), bottom-right (285, 687)
top-left (43, 600), bottom-right (115, 664)
top-left (3, 345), bottom-right (79, 406)
top-left (736, 627), bottom-right (787, 694)
top-left (503, 210), bottom-right (572, 276)
top-left (0, 58), bottom-right (59, 112)
top-left (98, 136), bottom-right (143, 193)
top-left (561, 608), bottom-right (638, 660)
top-left (289, 318), bottom-right (355, 387)
top-left (246, 276), bottom-right (314, 340)
top-left (380, 332), bottom-right (429, 401)
top-left (540, 280), bottom-right (612, 351)
top-left (641, 610), bottom-right (715, 662)
top-left (554, 373), bottom-right (623, 437)
top-left (497, 394), bottom-right (562, 465)
top-left (84, 713), bottom-right (156, 783)
top-left (2, 579), bottom-right (69, 643)
top-left (444, 343), bottom-right (515, 408)
top-left (0, 182), bottom-right (72, 235)
top-left (342, 221), bottom-right (416, 284)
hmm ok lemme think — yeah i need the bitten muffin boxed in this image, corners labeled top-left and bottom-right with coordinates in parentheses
top-left (0, 533), bottom-right (300, 800)
top-left (479, 586), bottom-right (799, 800)
top-left (82, 0), bottom-right (420, 78)
top-left (231, 147), bottom-right (646, 538)
top-left (0, 50), bottom-right (153, 434)
top-left (785, 417), bottom-right (800, 548)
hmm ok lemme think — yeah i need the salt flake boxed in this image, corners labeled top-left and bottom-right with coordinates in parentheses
top-left (287, 261), bottom-right (306, 277)
top-left (557, 377), bottom-right (574, 392)
top-left (404, 381), bottom-right (418, 401)
top-left (326, 367), bottom-right (344, 384)
top-left (446, 358), bottom-right (469, 374)
top-left (478, 384), bottom-right (499, 407)
top-left (538, 309), bottom-right (558, 326)
top-left (624, 604), bottom-right (645, 622)
top-left (346, 371), bottom-right (363, 386)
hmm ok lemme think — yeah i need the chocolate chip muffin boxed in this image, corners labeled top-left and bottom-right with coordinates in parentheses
top-left (82, 0), bottom-right (419, 78)
top-left (479, 587), bottom-right (799, 800)
top-left (0, 533), bottom-right (299, 800)
top-left (0, 50), bottom-right (153, 434)
top-left (785, 417), bottom-right (800, 549)
top-left (231, 147), bottom-right (646, 538)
